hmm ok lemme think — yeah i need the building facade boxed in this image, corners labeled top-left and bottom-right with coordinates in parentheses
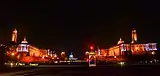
top-left (100, 29), bottom-right (157, 57)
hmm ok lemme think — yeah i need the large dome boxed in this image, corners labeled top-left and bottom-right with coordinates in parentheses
top-left (117, 38), bottom-right (124, 44)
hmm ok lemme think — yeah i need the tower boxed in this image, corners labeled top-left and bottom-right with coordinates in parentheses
top-left (131, 29), bottom-right (137, 43)
top-left (11, 28), bottom-right (17, 42)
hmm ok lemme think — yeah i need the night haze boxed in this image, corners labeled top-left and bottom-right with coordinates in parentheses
top-left (0, 1), bottom-right (159, 56)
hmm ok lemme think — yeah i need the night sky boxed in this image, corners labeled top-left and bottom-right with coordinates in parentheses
top-left (0, 1), bottom-right (160, 56)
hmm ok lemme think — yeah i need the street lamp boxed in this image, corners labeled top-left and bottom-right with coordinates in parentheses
top-left (152, 51), bottom-right (155, 55)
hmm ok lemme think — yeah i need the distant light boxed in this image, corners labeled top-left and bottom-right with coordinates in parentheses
top-left (61, 52), bottom-right (65, 55)
top-left (54, 61), bottom-right (58, 63)
top-left (90, 46), bottom-right (94, 50)
top-left (10, 63), bottom-right (14, 66)
top-left (85, 51), bottom-right (89, 55)
top-left (152, 51), bottom-right (155, 55)
top-left (69, 54), bottom-right (73, 58)
top-left (11, 53), bottom-right (15, 56)
top-left (114, 56), bottom-right (117, 58)
top-left (118, 62), bottom-right (125, 65)
top-left (29, 63), bottom-right (38, 66)
top-left (0, 44), bottom-right (3, 46)
top-left (17, 55), bottom-right (20, 59)
top-left (120, 62), bottom-right (124, 65)
top-left (135, 47), bottom-right (138, 50)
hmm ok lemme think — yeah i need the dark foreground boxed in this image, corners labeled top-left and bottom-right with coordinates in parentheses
top-left (1, 65), bottom-right (160, 76)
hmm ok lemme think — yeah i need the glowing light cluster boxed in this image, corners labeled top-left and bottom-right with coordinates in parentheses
top-left (90, 46), bottom-right (94, 50)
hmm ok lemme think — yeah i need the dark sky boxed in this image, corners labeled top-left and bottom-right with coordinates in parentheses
top-left (0, 1), bottom-right (160, 56)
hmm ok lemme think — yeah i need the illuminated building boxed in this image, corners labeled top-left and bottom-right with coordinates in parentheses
top-left (61, 52), bottom-right (65, 56)
top-left (47, 49), bottom-right (55, 57)
top-left (29, 45), bottom-right (41, 57)
top-left (11, 28), bottom-right (17, 42)
top-left (69, 52), bottom-right (73, 58)
top-left (18, 37), bottom-right (29, 52)
top-left (18, 37), bottom-right (47, 57)
top-left (97, 47), bottom-right (101, 55)
top-left (99, 29), bottom-right (157, 58)
top-left (7, 28), bottom-right (50, 63)
top-left (60, 52), bottom-right (67, 61)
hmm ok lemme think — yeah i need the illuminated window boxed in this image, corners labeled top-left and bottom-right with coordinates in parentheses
top-left (152, 43), bottom-right (157, 50)
top-left (145, 44), bottom-right (149, 51)
top-left (121, 44), bottom-right (126, 51)
top-left (135, 46), bottom-right (138, 51)
top-left (18, 44), bottom-right (29, 52)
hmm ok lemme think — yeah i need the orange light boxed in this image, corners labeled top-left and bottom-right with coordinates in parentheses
top-left (42, 56), bottom-right (45, 59)
top-left (135, 47), bottom-right (138, 50)
top-left (17, 55), bottom-right (20, 59)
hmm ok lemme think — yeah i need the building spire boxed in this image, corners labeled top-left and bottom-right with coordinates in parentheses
top-left (24, 36), bottom-right (27, 41)
top-left (11, 28), bottom-right (17, 42)
top-left (131, 28), bottom-right (137, 43)
top-left (120, 37), bottom-right (122, 41)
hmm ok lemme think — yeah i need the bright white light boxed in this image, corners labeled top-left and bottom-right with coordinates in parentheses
top-left (136, 47), bottom-right (138, 50)
top-left (69, 55), bottom-right (73, 58)
top-left (42, 56), bottom-right (45, 59)
top-left (11, 53), bottom-right (15, 56)
top-left (118, 62), bottom-right (125, 65)
top-left (10, 63), bottom-right (14, 66)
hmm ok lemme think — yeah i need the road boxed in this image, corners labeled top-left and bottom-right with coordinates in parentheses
top-left (1, 64), bottom-right (160, 76)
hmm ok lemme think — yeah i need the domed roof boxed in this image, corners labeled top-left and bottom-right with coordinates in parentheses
top-left (117, 38), bottom-right (124, 44)
top-left (13, 28), bottom-right (17, 33)
top-left (21, 37), bottom-right (28, 43)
